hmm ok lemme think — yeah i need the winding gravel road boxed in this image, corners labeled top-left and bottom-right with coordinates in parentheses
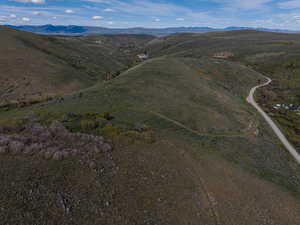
top-left (247, 76), bottom-right (300, 164)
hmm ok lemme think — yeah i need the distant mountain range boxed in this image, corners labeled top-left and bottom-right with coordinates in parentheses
top-left (5, 24), bottom-right (300, 36)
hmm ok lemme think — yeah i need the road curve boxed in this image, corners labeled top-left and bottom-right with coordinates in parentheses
top-left (247, 76), bottom-right (300, 164)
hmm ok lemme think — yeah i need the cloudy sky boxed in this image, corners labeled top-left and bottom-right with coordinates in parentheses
top-left (1, 0), bottom-right (300, 29)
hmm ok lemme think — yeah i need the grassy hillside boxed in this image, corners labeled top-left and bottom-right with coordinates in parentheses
top-left (146, 30), bottom-right (300, 82)
top-left (1, 56), bottom-right (299, 225)
top-left (147, 30), bottom-right (300, 60)
top-left (0, 26), bottom-right (153, 102)
top-left (146, 30), bottom-right (300, 151)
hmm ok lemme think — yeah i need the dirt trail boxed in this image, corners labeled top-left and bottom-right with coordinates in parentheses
top-left (150, 111), bottom-right (246, 138)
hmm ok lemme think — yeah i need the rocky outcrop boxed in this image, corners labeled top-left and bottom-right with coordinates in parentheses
top-left (0, 121), bottom-right (113, 161)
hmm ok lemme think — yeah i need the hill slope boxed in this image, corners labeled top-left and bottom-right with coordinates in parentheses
top-left (146, 30), bottom-right (300, 61)
top-left (146, 30), bottom-right (300, 81)
top-left (0, 26), bottom-right (153, 102)
top-left (146, 30), bottom-right (300, 149)
top-left (1, 56), bottom-right (299, 225)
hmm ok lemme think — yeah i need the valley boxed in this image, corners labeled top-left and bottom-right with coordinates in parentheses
top-left (0, 26), bottom-right (299, 225)
top-left (0, 26), bottom-right (154, 102)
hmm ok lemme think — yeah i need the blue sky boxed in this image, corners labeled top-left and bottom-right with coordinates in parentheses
top-left (1, 0), bottom-right (300, 29)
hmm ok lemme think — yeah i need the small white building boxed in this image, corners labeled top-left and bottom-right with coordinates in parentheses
top-left (137, 54), bottom-right (149, 60)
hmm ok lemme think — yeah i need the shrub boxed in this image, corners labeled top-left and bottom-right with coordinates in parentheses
top-left (102, 112), bottom-right (113, 120)
top-left (101, 124), bottom-right (121, 139)
top-left (95, 118), bottom-right (108, 128)
top-left (122, 130), bottom-right (155, 144)
top-left (0, 119), bottom-right (27, 134)
top-left (80, 119), bottom-right (97, 132)
top-left (36, 111), bottom-right (62, 126)
top-left (141, 131), bottom-right (156, 144)
top-left (84, 112), bottom-right (98, 119)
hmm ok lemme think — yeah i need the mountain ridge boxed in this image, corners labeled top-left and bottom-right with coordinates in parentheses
top-left (5, 24), bottom-right (300, 36)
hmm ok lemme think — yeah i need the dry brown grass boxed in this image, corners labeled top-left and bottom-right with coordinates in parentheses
top-left (0, 26), bottom-right (153, 102)
top-left (246, 51), bottom-right (286, 61)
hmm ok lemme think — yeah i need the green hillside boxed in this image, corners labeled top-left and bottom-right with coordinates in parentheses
top-left (1, 55), bottom-right (299, 225)
top-left (146, 30), bottom-right (300, 149)
top-left (0, 26), bottom-right (153, 102)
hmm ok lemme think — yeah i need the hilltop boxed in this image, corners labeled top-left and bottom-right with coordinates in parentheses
top-left (0, 29), bottom-right (299, 225)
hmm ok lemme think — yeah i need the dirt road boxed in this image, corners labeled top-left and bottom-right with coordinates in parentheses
top-left (247, 77), bottom-right (300, 164)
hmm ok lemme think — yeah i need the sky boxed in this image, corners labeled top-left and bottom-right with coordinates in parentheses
top-left (1, 0), bottom-right (300, 30)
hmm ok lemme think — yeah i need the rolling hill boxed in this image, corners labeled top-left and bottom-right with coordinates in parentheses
top-left (146, 30), bottom-right (300, 149)
top-left (1, 55), bottom-right (300, 225)
top-left (0, 29), bottom-right (299, 225)
top-left (0, 25), bottom-right (154, 102)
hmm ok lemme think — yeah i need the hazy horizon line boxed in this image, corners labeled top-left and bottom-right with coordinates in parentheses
top-left (4, 24), bottom-right (300, 31)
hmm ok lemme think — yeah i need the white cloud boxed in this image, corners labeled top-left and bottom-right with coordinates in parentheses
top-left (99, 0), bottom-right (192, 17)
top-left (104, 8), bottom-right (115, 12)
top-left (0, 16), bottom-right (7, 22)
top-left (294, 15), bottom-right (300, 20)
top-left (65, 9), bottom-right (74, 14)
top-left (278, 0), bottom-right (300, 9)
top-left (10, 14), bottom-right (17, 18)
top-left (214, 0), bottom-right (273, 10)
top-left (11, 0), bottom-right (45, 3)
top-left (4, 0), bottom-right (300, 30)
top-left (32, 11), bottom-right (41, 15)
top-left (21, 17), bottom-right (31, 22)
top-left (235, 0), bottom-right (273, 9)
top-left (92, 15), bottom-right (103, 20)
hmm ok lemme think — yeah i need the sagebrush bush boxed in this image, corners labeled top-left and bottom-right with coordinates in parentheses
top-left (102, 112), bottom-right (112, 120)
top-left (101, 124), bottom-right (121, 139)
top-left (84, 112), bottom-right (98, 119)
top-left (80, 119), bottom-right (97, 132)
top-left (122, 130), bottom-right (155, 144)
top-left (0, 119), bottom-right (27, 134)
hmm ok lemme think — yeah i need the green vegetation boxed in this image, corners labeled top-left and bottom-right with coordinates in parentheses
top-left (0, 28), bottom-right (300, 225)
top-left (0, 26), bottom-right (154, 102)
top-left (257, 83), bottom-right (300, 150)
top-left (0, 110), bottom-right (155, 146)
top-left (146, 30), bottom-right (300, 153)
